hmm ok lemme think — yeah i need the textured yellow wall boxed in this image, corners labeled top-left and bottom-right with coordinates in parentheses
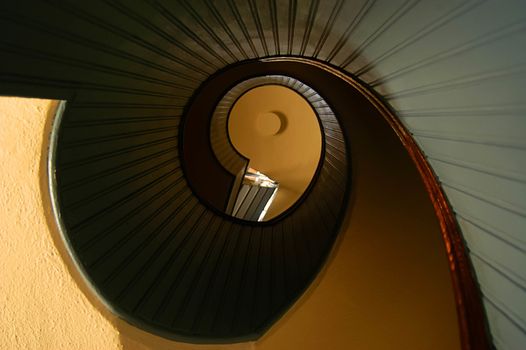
top-left (0, 97), bottom-right (122, 349)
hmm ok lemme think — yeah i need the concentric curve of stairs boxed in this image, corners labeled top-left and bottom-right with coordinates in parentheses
top-left (1, 1), bottom-right (525, 348)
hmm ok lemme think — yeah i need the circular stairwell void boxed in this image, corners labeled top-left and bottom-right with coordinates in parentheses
top-left (227, 85), bottom-right (322, 221)
top-left (204, 76), bottom-right (330, 222)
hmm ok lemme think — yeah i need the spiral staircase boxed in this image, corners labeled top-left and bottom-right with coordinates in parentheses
top-left (1, 1), bottom-right (525, 349)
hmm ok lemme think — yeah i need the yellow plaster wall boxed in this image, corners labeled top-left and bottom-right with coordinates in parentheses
top-left (0, 97), bottom-right (122, 350)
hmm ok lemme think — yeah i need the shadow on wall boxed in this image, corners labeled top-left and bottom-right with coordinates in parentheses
top-left (117, 320), bottom-right (253, 350)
